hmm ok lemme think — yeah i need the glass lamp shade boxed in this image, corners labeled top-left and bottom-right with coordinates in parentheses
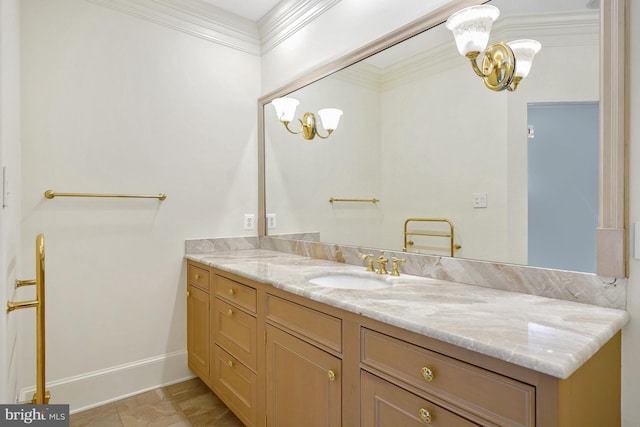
top-left (445, 5), bottom-right (500, 56)
top-left (317, 108), bottom-right (343, 131)
top-left (507, 39), bottom-right (542, 79)
top-left (272, 97), bottom-right (299, 122)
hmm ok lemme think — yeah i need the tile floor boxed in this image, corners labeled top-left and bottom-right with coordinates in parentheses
top-left (69, 378), bottom-right (245, 426)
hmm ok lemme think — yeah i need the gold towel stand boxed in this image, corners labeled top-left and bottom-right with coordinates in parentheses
top-left (403, 218), bottom-right (462, 257)
top-left (7, 234), bottom-right (50, 404)
top-left (44, 190), bottom-right (167, 200)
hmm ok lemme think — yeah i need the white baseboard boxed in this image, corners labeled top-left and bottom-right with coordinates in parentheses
top-left (18, 350), bottom-right (195, 413)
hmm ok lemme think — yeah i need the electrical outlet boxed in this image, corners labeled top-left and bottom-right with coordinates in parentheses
top-left (473, 193), bottom-right (487, 208)
top-left (244, 214), bottom-right (255, 230)
top-left (266, 213), bottom-right (277, 229)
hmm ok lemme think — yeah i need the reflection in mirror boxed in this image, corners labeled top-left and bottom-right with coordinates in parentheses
top-left (264, 0), bottom-right (600, 273)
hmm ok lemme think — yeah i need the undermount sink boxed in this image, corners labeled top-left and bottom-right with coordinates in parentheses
top-left (308, 274), bottom-right (391, 290)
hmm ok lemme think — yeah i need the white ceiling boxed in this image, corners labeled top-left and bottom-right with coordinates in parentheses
top-left (199, 0), bottom-right (282, 21)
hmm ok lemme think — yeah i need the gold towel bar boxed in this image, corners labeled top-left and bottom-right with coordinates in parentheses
top-left (329, 197), bottom-right (379, 203)
top-left (44, 190), bottom-right (167, 200)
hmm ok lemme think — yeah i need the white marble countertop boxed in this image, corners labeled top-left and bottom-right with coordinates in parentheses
top-left (186, 249), bottom-right (630, 379)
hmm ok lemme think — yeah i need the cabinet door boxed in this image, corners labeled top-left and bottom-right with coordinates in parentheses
top-left (187, 284), bottom-right (209, 380)
top-left (266, 325), bottom-right (341, 427)
top-left (361, 371), bottom-right (479, 427)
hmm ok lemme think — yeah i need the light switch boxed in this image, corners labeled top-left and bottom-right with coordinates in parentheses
top-left (473, 193), bottom-right (487, 208)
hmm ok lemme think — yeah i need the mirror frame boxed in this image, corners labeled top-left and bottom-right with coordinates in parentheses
top-left (258, 0), bottom-right (628, 278)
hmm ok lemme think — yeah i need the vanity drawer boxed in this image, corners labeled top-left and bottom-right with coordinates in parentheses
top-left (361, 328), bottom-right (535, 426)
top-left (266, 294), bottom-right (342, 353)
top-left (215, 274), bottom-right (257, 314)
top-left (361, 370), bottom-right (479, 426)
top-left (187, 262), bottom-right (210, 291)
top-left (213, 344), bottom-right (257, 427)
top-left (214, 298), bottom-right (257, 371)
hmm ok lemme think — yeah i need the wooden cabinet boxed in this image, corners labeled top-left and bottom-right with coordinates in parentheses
top-left (360, 328), bottom-right (535, 426)
top-left (361, 370), bottom-right (479, 426)
top-left (186, 262), bottom-right (210, 381)
top-left (264, 295), bottom-right (343, 427)
top-left (186, 261), bottom-right (622, 427)
top-left (266, 324), bottom-right (341, 427)
top-left (214, 298), bottom-right (257, 370)
top-left (211, 272), bottom-right (259, 427)
top-left (265, 294), bottom-right (342, 353)
top-left (212, 344), bottom-right (258, 425)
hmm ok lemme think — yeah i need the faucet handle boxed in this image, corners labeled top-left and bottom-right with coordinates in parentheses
top-left (390, 257), bottom-right (406, 276)
top-left (374, 252), bottom-right (389, 275)
top-left (358, 253), bottom-right (375, 272)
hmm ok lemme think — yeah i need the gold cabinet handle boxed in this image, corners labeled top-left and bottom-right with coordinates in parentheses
top-left (194, 273), bottom-right (200, 280)
top-left (421, 366), bottom-right (434, 382)
top-left (226, 309), bottom-right (234, 316)
top-left (186, 290), bottom-right (190, 297)
top-left (227, 288), bottom-right (235, 296)
top-left (328, 370), bottom-right (336, 382)
top-left (227, 360), bottom-right (233, 368)
top-left (419, 408), bottom-right (431, 423)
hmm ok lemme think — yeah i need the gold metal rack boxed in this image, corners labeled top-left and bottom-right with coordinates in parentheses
top-left (7, 234), bottom-right (50, 404)
top-left (329, 197), bottom-right (379, 203)
top-left (44, 190), bottom-right (167, 200)
top-left (403, 218), bottom-right (462, 257)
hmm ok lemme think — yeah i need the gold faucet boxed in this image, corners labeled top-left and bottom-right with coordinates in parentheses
top-left (390, 257), bottom-right (406, 276)
top-left (358, 253), bottom-right (375, 272)
top-left (373, 252), bottom-right (389, 275)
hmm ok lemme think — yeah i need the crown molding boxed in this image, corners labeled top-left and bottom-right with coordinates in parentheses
top-left (86, 0), bottom-right (261, 55)
top-left (258, 0), bottom-right (341, 54)
top-left (83, 2), bottom-right (596, 63)
top-left (495, 10), bottom-right (599, 48)
top-left (86, 0), bottom-right (340, 56)
top-left (329, 61), bottom-right (381, 92)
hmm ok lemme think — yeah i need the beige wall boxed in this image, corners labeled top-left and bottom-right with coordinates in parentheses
top-left (0, 0), bottom-right (22, 405)
top-left (19, 0), bottom-right (260, 409)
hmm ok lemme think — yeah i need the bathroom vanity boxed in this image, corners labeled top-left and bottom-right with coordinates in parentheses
top-left (185, 249), bottom-right (629, 427)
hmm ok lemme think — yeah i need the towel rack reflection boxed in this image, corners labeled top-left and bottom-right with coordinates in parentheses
top-left (403, 218), bottom-right (462, 257)
top-left (329, 197), bottom-right (379, 204)
top-left (44, 190), bottom-right (167, 201)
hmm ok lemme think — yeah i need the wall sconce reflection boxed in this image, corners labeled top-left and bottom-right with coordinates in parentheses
top-left (272, 97), bottom-right (343, 140)
top-left (446, 5), bottom-right (541, 92)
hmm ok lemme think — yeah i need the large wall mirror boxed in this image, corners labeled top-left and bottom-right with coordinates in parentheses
top-left (258, 0), bottom-right (626, 278)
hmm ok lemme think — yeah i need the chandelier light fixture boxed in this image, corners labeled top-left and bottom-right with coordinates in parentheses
top-left (446, 5), bottom-right (541, 92)
top-left (271, 97), bottom-right (343, 140)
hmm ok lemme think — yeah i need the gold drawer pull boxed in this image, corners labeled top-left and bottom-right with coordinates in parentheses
top-left (194, 273), bottom-right (200, 280)
top-left (328, 370), bottom-right (336, 382)
top-left (421, 366), bottom-right (434, 382)
top-left (419, 408), bottom-right (431, 424)
top-left (227, 288), bottom-right (235, 296)
top-left (227, 360), bottom-right (234, 368)
top-left (226, 309), bottom-right (234, 316)
top-left (186, 290), bottom-right (190, 297)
